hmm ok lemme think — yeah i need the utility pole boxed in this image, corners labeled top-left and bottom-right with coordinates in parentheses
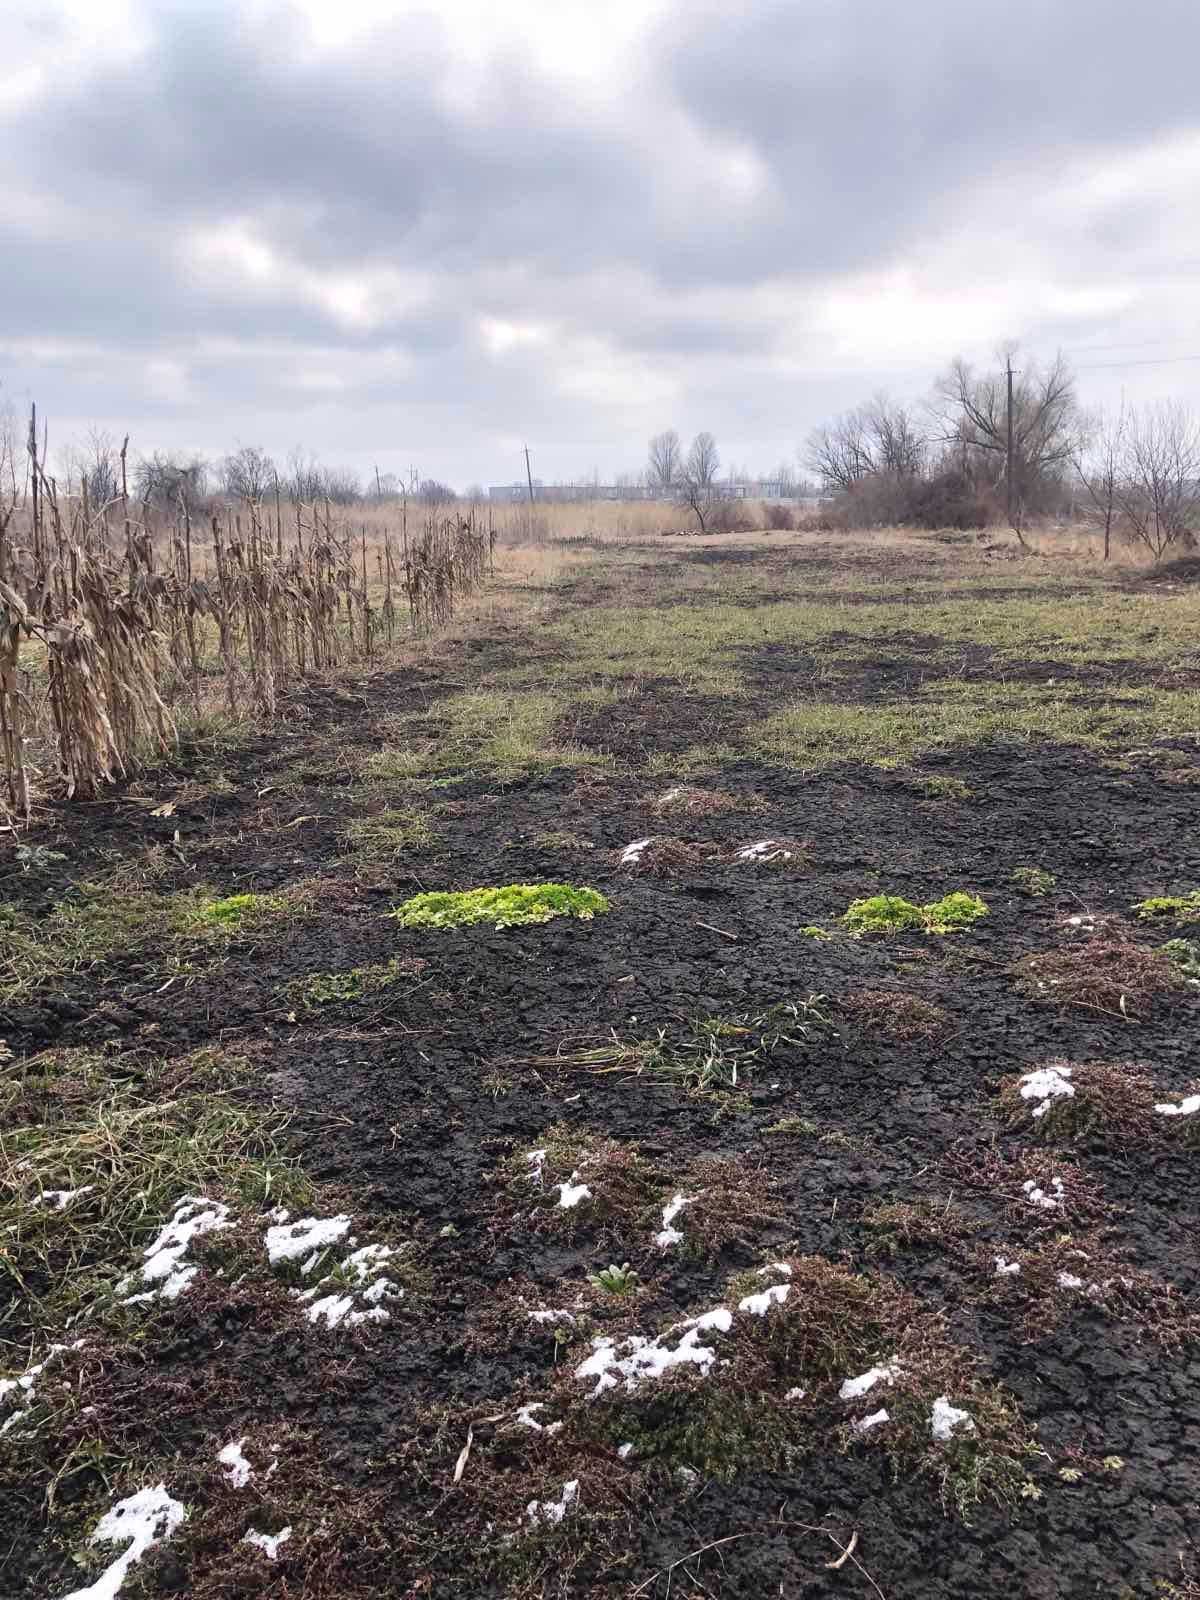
top-left (1005, 353), bottom-right (1015, 530)
top-left (524, 445), bottom-right (535, 506)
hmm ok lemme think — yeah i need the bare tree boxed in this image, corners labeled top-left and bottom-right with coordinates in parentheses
top-left (287, 447), bottom-right (325, 503)
top-left (419, 478), bottom-right (456, 507)
top-left (1113, 402), bottom-right (1200, 560)
top-left (862, 394), bottom-right (925, 478)
top-left (805, 409), bottom-right (874, 492)
top-left (678, 431), bottom-right (721, 532)
top-left (685, 431), bottom-right (720, 489)
top-left (1072, 406), bottom-right (1126, 561)
top-left (647, 429), bottom-right (682, 492)
top-left (220, 445), bottom-right (277, 504)
top-left (135, 452), bottom-right (208, 513)
top-left (933, 350), bottom-right (1086, 523)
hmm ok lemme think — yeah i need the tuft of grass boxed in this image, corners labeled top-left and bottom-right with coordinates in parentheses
top-left (840, 989), bottom-right (952, 1042)
top-left (999, 1058), bottom-right (1167, 1144)
top-left (286, 955), bottom-right (428, 1011)
top-left (1011, 866), bottom-right (1056, 897)
top-left (1134, 890), bottom-right (1200, 925)
top-left (181, 891), bottom-right (289, 932)
top-left (860, 1197), bottom-right (982, 1258)
top-left (390, 883), bottom-right (609, 930)
top-left (644, 998), bottom-right (831, 1090)
top-left (1160, 937), bottom-right (1200, 979)
top-left (842, 891), bottom-right (987, 936)
top-left (1014, 937), bottom-right (1185, 1018)
top-left (800, 924), bottom-right (834, 940)
top-left (912, 775), bottom-right (973, 800)
top-left (338, 806), bottom-right (438, 860)
top-left (647, 784), bottom-right (751, 817)
top-left (0, 1046), bottom-right (310, 1356)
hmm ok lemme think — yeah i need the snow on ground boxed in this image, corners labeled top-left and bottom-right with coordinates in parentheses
top-left (1022, 1176), bottom-right (1065, 1211)
top-left (576, 1308), bottom-right (732, 1397)
top-left (1154, 1093), bottom-right (1200, 1117)
top-left (30, 1186), bottom-right (95, 1210)
top-left (738, 1283), bottom-right (790, 1316)
top-left (555, 1174), bottom-right (591, 1209)
top-left (525, 1480), bottom-right (578, 1526)
top-left (853, 1408), bottom-right (890, 1432)
top-left (619, 839), bottom-right (652, 866)
top-left (839, 1363), bottom-right (902, 1401)
top-left (732, 840), bottom-right (794, 863)
top-left (1017, 1065), bottom-right (1075, 1119)
top-left (57, 1485), bottom-right (185, 1600)
top-left (930, 1397), bottom-right (976, 1441)
top-left (654, 1191), bottom-right (697, 1248)
top-left (243, 1527), bottom-right (292, 1559)
top-left (263, 1214), bottom-right (352, 1271)
top-left (1, 1341), bottom-right (85, 1438)
top-left (121, 1197), bottom-right (232, 1303)
top-left (217, 1439), bottom-right (254, 1488)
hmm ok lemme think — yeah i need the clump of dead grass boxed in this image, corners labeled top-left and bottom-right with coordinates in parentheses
top-left (942, 1147), bottom-right (1104, 1225)
top-left (840, 989), bottom-right (952, 1042)
top-left (998, 1058), bottom-right (1170, 1145)
top-left (974, 1233), bottom-right (1200, 1348)
top-left (647, 784), bottom-right (754, 817)
top-left (616, 835), bottom-right (720, 874)
top-left (860, 1197), bottom-right (982, 1258)
top-left (1013, 937), bottom-right (1185, 1017)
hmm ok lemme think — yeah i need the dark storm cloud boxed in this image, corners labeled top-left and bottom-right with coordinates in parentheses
top-left (1, 0), bottom-right (1199, 480)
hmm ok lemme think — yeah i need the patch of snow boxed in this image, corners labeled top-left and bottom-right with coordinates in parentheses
top-left (839, 1363), bottom-right (901, 1401)
top-left (264, 1214), bottom-right (352, 1272)
top-left (556, 1174), bottom-right (591, 1209)
top-left (757, 1262), bottom-right (793, 1278)
top-left (525, 1479), bottom-right (578, 1527)
top-left (617, 1442), bottom-right (635, 1459)
top-left (733, 840), bottom-right (793, 863)
top-left (853, 1408), bottom-right (890, 1433)
top-left (1, 1341), bottom-right (84, 1436)
top-left (1018, 1065), bottom-right (1075, 1119)
top-left (242, 1526), bottom-right (292, 1560)
top-left (529, 1308), bottom-right (575, 1326)
top-left (525, 1149), bottom-right (547, 1183)
top-left (620, 838), bottom-right (652, 866)
top-left (994, 1257), bottom-right (1021, 1277)
top-left (306, 1293), bottom-right (390, 1329)
top-left (217, 1439), bottom-right (253, 1488)
top-left (1022, 1176), bottom-right (1066, 1211)
top-left (56, 1485), bottom-right (185, 1600)
top-left (266, 1206), bottom-right (290, 1224)
top-left (654, 1191), bottom-right (698, 1249)
top-left (1154, 1094), bottom-right (1200, 1117)
top-left (738, 1283), bottom-right (790, 1316)
top-left (516, 1404), bottom-right (563, 1435)
top-left (785, 1387), bottom-right (807, 1401)
top-left (31, 1186), bottom-right (95, 1210)
top-left (575, 1308), bottom-right (731, 1397)
top-left (121, 1197), bottom-right (231, 1303)
top-left (1056, 1272), bottom-right (1085, 1291)
top-left (930, 1397), bottom-right (976, 1442)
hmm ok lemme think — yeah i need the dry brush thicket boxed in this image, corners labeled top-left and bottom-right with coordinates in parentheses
top-left (0, 416), bottom-right (494, 816)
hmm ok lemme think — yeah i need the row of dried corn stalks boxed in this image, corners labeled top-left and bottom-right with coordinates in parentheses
top-left (0, 420), bottom-right (494, 817)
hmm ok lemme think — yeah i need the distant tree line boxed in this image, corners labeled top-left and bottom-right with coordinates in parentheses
top-left (804, 349), bottom-right (1200, 556)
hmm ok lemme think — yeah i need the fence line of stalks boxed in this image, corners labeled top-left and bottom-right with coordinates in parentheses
top-left (0, 410), bottom-right (494, 818)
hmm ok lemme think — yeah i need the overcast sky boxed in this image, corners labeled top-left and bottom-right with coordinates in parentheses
top-left (3, 0), bottom-right (1200, 489)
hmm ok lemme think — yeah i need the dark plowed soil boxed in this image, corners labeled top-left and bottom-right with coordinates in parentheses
top-left (4, 548), bottom-right (1200, 1600)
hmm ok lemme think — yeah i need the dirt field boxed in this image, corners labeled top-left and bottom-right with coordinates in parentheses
top-left (3, 529), bottom-right (1199, 1600)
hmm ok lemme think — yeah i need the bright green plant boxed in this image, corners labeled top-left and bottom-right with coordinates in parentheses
top-left (842, 892), bottom-right (987, 936)
top-left (800, 924), bottom-right (834, 940)
top-left (390, 883), bottom-right (609, 930)
top-left (589, 1262), bottom-right (639, 1296)
top-left (1160, 938), bottom-right (1200, 979)
top-left (918, 775), bottom-right (973, 800)
top-left (186, 892), bottom-right (288, 931)
top-left (1134, 891), bottom-right (1200, 925)
top-left (1011, 866), bottom-right (1056, 897)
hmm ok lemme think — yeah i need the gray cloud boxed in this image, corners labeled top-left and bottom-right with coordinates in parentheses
top-left (2, 0), bottom-right (1199, 484)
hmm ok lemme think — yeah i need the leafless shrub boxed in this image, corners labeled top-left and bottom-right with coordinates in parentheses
top-left (647, 784), bottom-right (754, 817)
top-left (1113, 401), bottom-right (1200, 560)
top-left (997, 1057), bottom-right (1166, 1144)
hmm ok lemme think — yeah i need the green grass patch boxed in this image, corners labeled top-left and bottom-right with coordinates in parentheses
top-left (1160, 938), bottom-right (1200, 979)
top-left (1011, 866), bottom-right (1056, 897)
top-left (391, 883), bottom-right (609, 930)
top-left (1134, 890), bottom-right (1200, 925)
top-left (364, 690), bottom-right (610, 783)
top-left (338, 806), bottom-right (438, 859)
top-left (842, 892), bottom-right (987, 936)
top-left (181, 891), bottom-right (289, 932)
top-left (0, 1046), bottom-right (310, 1356)
top-left (286, 955), bottom-right (428, 1011)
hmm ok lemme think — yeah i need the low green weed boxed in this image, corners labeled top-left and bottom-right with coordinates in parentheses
top-left (842, 891), bottom-right (987, 936)
top-left (390, 884), bottom-right (609, 930)
top-left (1134, 890), bottom-right (1200, 925)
